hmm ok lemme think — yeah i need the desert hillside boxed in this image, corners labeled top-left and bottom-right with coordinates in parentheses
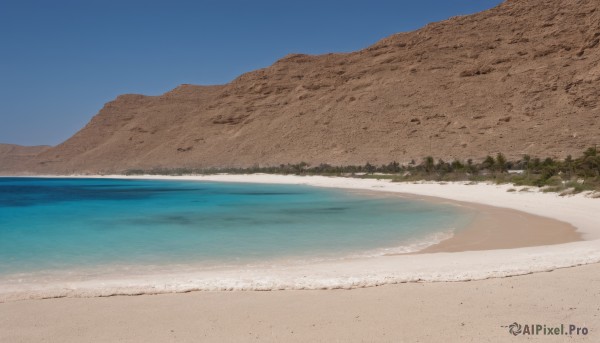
top-left (3, 0), bottom-right (600, 174)
top-left (0, 144), bottom-right (50, 174)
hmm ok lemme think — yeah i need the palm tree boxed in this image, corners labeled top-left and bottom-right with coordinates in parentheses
top-left (578, 148), bottom-right (600, 177)
top-left (564, 155), bottom-right (574, 178)
top-left (423, 156), bottom-right (434, 173)
top-left (496, 153), bottom-right (507, 173)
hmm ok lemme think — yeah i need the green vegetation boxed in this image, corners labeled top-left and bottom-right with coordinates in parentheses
top-left (123, 147), bottom-right (600, 195)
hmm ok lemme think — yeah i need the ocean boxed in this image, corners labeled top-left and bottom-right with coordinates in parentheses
top-left (0, 177), bottom-right (472, 281)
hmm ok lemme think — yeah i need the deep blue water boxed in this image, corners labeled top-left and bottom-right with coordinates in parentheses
top-left (0, 178), bottom-right (471, 276)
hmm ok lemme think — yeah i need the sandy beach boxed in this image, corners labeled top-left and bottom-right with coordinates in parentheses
top-left (1, 263), bottom-right (598, 342)
top-left (417, 198), bottom-right (581, 253)
top-left (1, 175), bottom-right (599, 341)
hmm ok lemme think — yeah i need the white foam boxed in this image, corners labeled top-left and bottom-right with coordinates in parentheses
top-left (347, 229), bottom-right (456, 257)
top-left (1, 175), bottom-right (599, 301)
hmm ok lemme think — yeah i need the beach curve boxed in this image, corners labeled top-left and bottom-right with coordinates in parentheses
top-left (1, 174), bottom-right (599, 302)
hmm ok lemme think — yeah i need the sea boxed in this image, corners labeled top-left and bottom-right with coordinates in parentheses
top-left (0, 177), bottom-right (472, 283)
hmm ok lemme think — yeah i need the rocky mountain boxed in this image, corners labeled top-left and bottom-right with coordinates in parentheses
top-left (0, 144), bottom-right (50, 174)
top-left (3, 0), bottom-right (600, 174)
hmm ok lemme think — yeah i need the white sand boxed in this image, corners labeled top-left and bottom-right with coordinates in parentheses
top-left (1, 174), bottom-right (599, 302)
top-left (3, 263), bottom-right (599, 342)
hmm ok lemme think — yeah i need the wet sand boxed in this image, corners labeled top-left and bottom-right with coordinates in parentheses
top-left (418, 198), bottom-right (581, 253)
top-left (345, 190), bottom-right (582, 254)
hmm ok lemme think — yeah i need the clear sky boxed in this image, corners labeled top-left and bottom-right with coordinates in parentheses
top-left (0, 0), bottom-right (503, 146)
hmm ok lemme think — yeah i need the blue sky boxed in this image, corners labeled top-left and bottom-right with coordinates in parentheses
top-left (0, 0), bottom-right (502, 146)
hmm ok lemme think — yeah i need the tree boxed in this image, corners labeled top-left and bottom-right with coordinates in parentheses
top-left (495, 153), bottom-right (507, 172)
top-left (385, 161), bottom-right (400, 173)
top-left (451, 159), bottom-right (464, 170)
top-left (564, 155), bottom-right (574, 178)
top-left (583, 147), bottom-right (598, 157)
top-left (522, 155), bottom-right (531, 176)
top-left (577, 147), bottom-right (600, 177)
top-left (465, 159), bottom-right (477, 174)
top-left (423, 156), bottom-right (435, 173)
top-left (435, 159), bottom-right (451, 174)
top-left (482, 155), bottom-right (495, 170)
top-left (531, 158), bottom-right (541, 173)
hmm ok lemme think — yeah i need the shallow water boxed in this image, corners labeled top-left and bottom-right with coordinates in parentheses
top-left (0, 178), bottom-right (472, 278)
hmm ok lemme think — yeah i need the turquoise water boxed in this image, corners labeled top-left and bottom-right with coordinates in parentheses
top-left (0, 178), bottom-right (471, 277)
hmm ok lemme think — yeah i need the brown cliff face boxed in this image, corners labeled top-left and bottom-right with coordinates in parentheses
top-left (5, 0), bottom-right (600, 174)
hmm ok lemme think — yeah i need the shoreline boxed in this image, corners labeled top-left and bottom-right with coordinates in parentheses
top-left (415, 196), bottom-right (581, 253)
top-left (4, 263), bottom-right (598, 342)
top-left (346, 189), bottom-right (582, 253)
top-left (1, 174), bottom-right (599, 302)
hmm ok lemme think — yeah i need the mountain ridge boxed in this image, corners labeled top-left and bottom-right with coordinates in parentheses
top-left (2, 0), bottom-right (600, 174)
